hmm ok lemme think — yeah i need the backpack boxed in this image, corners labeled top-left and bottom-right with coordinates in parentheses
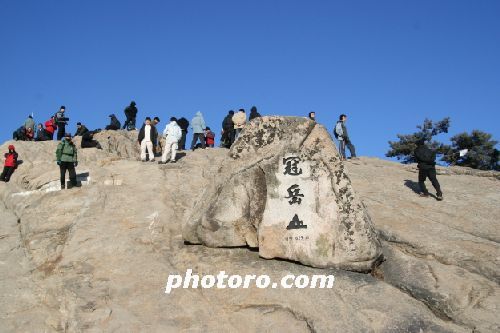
top-left (333, 122), bottom-right (341, 139)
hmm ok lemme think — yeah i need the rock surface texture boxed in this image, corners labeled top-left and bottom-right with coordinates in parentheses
top-left (183, 117), bottom-right (382, 271)
top-left (0, 128), bottom-right (498, 332)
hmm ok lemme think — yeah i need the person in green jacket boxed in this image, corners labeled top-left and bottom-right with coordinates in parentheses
top-left (56, 133), bottom-right (78, 189)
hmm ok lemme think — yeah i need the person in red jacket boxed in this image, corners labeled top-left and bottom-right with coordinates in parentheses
top-left (205, 127), bottom-right (215, 148)
top-left (44, 116), bottom-right (57, 140)
top-left (0, 145), bottom-right (18, 182)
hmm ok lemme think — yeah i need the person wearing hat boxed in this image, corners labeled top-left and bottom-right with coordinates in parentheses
top-left (105, 114), bottom-right (121, 131)
top-left (123, 101), bottom-right (138, 131)
top-left (55, 106), bottom-right (68, 140)
top-left (75, 122), bottom-right (89, 136)
top-left (0, 145), bottom-right (18, 182)
top-left (138, 117), bottom-right (158, 162)
top-left (56, 133), bottom-right (78, 189)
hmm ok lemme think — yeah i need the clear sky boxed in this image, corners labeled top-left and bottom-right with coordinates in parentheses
top-left (1, 0), bottom-right (499, 157)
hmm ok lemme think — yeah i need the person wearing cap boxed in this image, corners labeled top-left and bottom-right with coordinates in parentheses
top-left (232, 108), bottom-right (246, 140)
top-left (138, 117), bottom-right (158, 162)
top-left (159, 117), bottom-right (182, 164)
top-left (75, 122), bottom-right (89, 136)
top-left (123, 101), bottom-right (138, 130)
top-left (0, 145), bottom-right (18, 182)
top-left (55, 106), bottom-right (68, 140)
top-left (105, 114), bottom-right (121, 130)
top-left (56, 133), bottom-right (78, 189)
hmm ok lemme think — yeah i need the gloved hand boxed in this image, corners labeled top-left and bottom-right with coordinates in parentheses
top-left (57, 161), bottom-right (61, 166)
top-left (74, 161), bottom-right (78, 167)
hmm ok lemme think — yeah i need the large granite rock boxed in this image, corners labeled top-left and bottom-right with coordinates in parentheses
top-left (183, 117), bottom-right (382, 271)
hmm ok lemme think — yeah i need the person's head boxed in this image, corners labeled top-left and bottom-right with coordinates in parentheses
top-left (26, 127), bottom-right (33, 133)
top-left (239, 108), bottom-right (245, 113)
top-left (339, 114), bottom-right (347, 122)
top-left (8, 145), bottom-right (15, 152)
top-left (205, 126), bottom-right (211, 131)
top-left (145, 117), bottom-right (151, 125)
top-left (153, 117), bottom-right (160, 124)
top-left (170, 117), bottom-right (177, 122)
top-left (37, 123), bottom-right (43, 129)
top-left (308, 111), bottom-right (316, 120)
top-left (130, 101), bottom-right (136, 106)
top-left (77, 122), bottom-right (82, 128)
top-left (109, 114), bottom-right (116, 118)
top-left (64, 133), bottom-right (72, 141)
top-left (229, 110), bottom-right (234, 115)
top-left (60, 106), bottom-right (66, 112)
top-left (28, 115), bottom-right (33, 119)
top-left (251, 106), bottom-right (257, 113)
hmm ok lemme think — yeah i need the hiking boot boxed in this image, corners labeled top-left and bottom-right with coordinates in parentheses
top-left (158, 161), bottom-right (168, 165)
top-left (436, 194), bottom-right (443, 201)
top-left (419, 193), bottom-right (430, 198)
top-left (170, 160), bottom-right (176, 163)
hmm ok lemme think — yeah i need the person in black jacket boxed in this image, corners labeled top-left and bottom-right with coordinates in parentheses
top-left (106, 114), bottom-right (121, 130)
top-left (138, 117), bottom-right (158, 162)
top-left (414, 139), bottom-right (443, 201)
top-left (123, 101), bottom-right (138, 130)
top-left (249, 106), bottom-right (261, 121)
top-left (221, 110), bottom-right (235, 148)
top-left (75, 122), bottom-right (89, 136)
top-left (176, 117), bottom-right (189, 150)
top-left (55, 106), bottom-right (69, 140)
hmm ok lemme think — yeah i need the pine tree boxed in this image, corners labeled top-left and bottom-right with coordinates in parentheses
top-left (442, 130), bottom-right (499, 170)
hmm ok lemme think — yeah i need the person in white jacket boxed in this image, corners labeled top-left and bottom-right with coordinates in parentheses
top-left (160, 117), bottom-right (182, 164)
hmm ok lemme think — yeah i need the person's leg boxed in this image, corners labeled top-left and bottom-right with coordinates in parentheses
top-left (179, 131), bottom-right (186, 150)
top-left (4, 167), bottom-right (15, 182)
top-left (0, 166), bottom-right (8, 181)
top-left (200, 134), bottom-right (206, 149)
top-left (171, 142), bottom-right (178, 161)
top-left (131, 117), bottom-right (136, 129)
top-left (122, 118), bottom-right (128, 129)
top-left (60, 163), bottom-right (67, 189)
top-left (161, 141), bottom-right (171, 163)
top-left (418, 169), bottom-right (429, 195)
top-left (346, 140), bottom-right (357, 158)
top-left (57, 125), bottom-right (65, 140)
top-left (338, 140), bottom-right (346, 160)
top-left (190, 133), bottom-right (198, 150)
top-left (68, 163), bottom-right (77, 187)
top-left (146, 141), bottom-right (155, 161)
top-left (428, 168), bottom-right (442, 197)
top-left (140, 140), bottom-right (147, 161)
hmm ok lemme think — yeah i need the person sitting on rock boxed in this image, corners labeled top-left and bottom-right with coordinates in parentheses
top-left (204, 127), bottom-right (215, 148)
top-left (75, 122), bottom-right (89, 136)
top-left (12, 126), bottom-right (34, 141)
top-left (81, 130), bottom-right (102, 149)
top-left (35, 123), bottom-right (48, 141)
top-left (414, 138), bottom-right (443, 201)
top-left (44, 116), bottom-right (57, 140)
top-left (56, 133), bottom-right (79, 189)
top-left (0, 145), bottom-right (18, 183)
top-left (159, 117), bottom-right (182, 164)
top-left (105, 114), bottom-right (121, 130)
top-left (232, 108), bottom-right (246, 140)
top-left (138, 117), bottom-right (158, 162)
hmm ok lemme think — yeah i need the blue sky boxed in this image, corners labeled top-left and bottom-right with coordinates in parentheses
top-left (1, 0), bottom-right (499, 157)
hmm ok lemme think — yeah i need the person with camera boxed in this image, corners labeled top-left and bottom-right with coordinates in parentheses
top-left (55, 106), bottom-right (69, 140)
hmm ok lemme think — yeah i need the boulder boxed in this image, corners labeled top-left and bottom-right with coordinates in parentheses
top-left (183, 116), bottom-right (382, 271)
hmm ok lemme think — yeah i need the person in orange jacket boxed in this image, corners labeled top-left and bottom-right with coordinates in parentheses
top-left (0, 145), bottom-right (18, 182)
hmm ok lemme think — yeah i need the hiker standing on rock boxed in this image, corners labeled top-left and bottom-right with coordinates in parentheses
top-left (35, 123), bottom-right (48, 141)
top-left (334, 114), bottom-right (357, 160)
top-left (0, 145), bottom-right (18, 183)
top-left (159, 117), bottom-right (182, 164)
top-left (176, 117), bottom-right (189, 151)
top-left (190, 111), bottom-right (206, 150)
top-left (44, 116), bottom-right (57, 140)
top-left (24, 115), bottom-right (35, 132)
top-left (221, 110), bottom-right (235, 148)
top-left (232, 108), bottom-right (246, 140)
top-left (414, 138), bottom-right (443, 201)
top-left (249, 106), bottom-right (261, 121)
top-left (308, 111), bottom-right (316, 122)
top-left (138, 117), bottom-right (158, 162)
top-left (123, 101), bottom-right (138, 130)
top-left (55, 106), bottom-right (68, 140)
top-left (56, 133), bottom-right (78, 189)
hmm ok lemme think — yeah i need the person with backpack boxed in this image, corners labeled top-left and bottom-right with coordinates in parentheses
top-left (190, 111), bottom-right (206, 150)
top-left (221, 110), bottom-right (235, 148)
top-left (44, 116), bottom-right (57, 140)
top-left (56, 133), bottom-right (78, 189)
top-left (334, 114), bottom-right (357, 160)
top-left (204, 127), bottom-right (215, 148)
top-left (55, 106), bottom-right (69, 140)
top-left (159, 117), bottom-right (182, 164)
top-left (414, 138), bottom-right (443, 201)
top-left (176, 117), bottom-right (189, 151)
top-left (0, 145), bottom-right (18, 183)
top-left (249, 106), bottom-right (261, 121)
top-left (123, 101), bottom-right (138, 130)
top-left (138, 117), bottom-right (158, 162)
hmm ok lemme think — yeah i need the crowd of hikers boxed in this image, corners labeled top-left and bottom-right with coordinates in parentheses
top-left (2, 102), bottom-right (443, 199)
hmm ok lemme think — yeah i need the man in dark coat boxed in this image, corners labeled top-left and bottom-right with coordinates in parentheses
top-left (221, 110), bottom-right (235, 148)
top-left (106, 114), bottom-right (121, 130)
top-left (414, 139), bottom-right (443, 201)
top-left (249, 106), bottom-right (261, 121)
top-left (123, 101), bottom-right (138, 130)
top-left (176, 117), bottom-right (189, 150)
top-left (55, 106), bottom-right (68, 140)
top-left (75, 122), bottom-right (89, 136)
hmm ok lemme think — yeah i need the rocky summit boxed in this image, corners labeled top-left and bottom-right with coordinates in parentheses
top-left (0, 124), bottom-right (499, 332)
